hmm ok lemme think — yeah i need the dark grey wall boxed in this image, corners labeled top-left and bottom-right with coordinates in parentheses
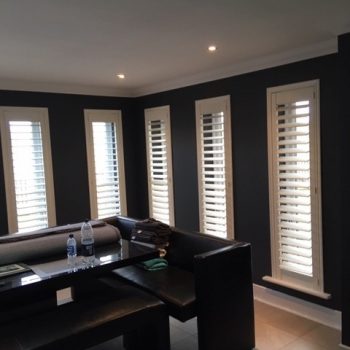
top-left (0, 91), bottom-right (142, 232)
top-left (136, 54), bottom-right (341, 310)
top-left (0, 53), bottom-right (342, 312)
top-left (339, 33), bottom-right (350, 346)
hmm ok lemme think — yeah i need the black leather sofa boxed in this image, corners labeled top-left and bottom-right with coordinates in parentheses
top-left (103, 215), bottom-right (255, 350)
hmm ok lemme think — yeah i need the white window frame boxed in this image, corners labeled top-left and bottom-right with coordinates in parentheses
top-left (264, 80), bottom-right (329, 299)
top-left (144, 105), bottom-right (175, 226)
top-left (84, 109), bottom-right (127, 219)
top-left (195, 95), bottom-right (234, 239)
top-left (0, 106), bottom-right (56, 233)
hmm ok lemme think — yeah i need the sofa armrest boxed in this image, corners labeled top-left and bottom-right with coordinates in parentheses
top-left (194, 243), bottom-right (255, 350)
top-left (194, 241), bottom-right (246, 260)
top-left (104, 215), bottom-right (138, 240)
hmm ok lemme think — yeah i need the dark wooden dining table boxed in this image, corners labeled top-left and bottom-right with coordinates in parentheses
top-left (0, 239), bottom-right (158, 303)
top-left (0, 239), bottom-right (168, 350)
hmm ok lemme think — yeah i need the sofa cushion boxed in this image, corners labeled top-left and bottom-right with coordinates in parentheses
top-left (0, 223), bottom-right (121, 265)
top-left (110, 265), bottom-right (196, 322)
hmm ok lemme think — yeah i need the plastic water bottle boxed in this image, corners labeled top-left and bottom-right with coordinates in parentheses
top-left (81, 219), bottom-right (95, 266)
top-left (67, 233), bottom-right (77, 267)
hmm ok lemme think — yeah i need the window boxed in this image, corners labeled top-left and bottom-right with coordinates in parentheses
top-left (84, 109), bottom-right (127, 219)
top-left (265, 80), bottom-right (328, 298)
top-left (144, 106), bottom-right (174, 225)
top-left (195, 95), bottom-right (234, 239)
top-left (0, 107), bottom-right (56, 233)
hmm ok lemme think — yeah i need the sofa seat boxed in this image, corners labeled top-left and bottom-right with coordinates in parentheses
top-left (109, 265), bottom-right (196, 322)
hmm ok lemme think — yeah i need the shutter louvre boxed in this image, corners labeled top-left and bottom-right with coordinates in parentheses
top-left (92, 122), bottom-right (122, 218)
top-left (199, 112), bottom-right (228, 238)
top-left (9, 121), bottom-right (49, 232)
top-left (274, 100), bottom-right (314, 276)
top-left (146, 117), bottom-right (173, 225)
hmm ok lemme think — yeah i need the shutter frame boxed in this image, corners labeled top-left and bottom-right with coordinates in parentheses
top-left (267, 80), bottom-right (324, 294)
top-left (0, 107), bottom-right (56, 233)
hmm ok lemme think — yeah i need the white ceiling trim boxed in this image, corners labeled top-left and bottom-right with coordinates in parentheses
top-left (0, 38), bottom-right (337, 98)
top-left (132, 38), bottom-right (338, 97)
top-left (0, 79), bottom-right (132, 97)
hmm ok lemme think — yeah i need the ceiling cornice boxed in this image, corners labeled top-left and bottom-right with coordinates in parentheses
top-left (0, 38), bottom-right (338, 98)
top-left (0, 79), bottom-right (132, 97)
top-left (132, 38), bottom-right (338, 97)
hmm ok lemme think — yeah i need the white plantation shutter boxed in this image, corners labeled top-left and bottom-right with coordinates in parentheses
top-left (200, 113), bottom-right (227, 236)
top-left (196, 96), bottom-right (234, 239)
top-left (0, 107), bottom-right (56, 233)
top-left (266, 80), bottom-right (325, 295)
top-left (92, 122), bottom-right (121, 218)
top-left (10, 121), bottom-right (48, 232)
top-left (145, 106), bottom-right (174, 225)
top-left (276, 100), bottom-right (313, 276)
top-left (85, 110), bottom-right (127, 219)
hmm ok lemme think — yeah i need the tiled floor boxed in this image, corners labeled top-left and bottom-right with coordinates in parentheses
top-left (254, 301), bottom-right (342, 350)
top-left (89, 300), bottom-right (342, 349)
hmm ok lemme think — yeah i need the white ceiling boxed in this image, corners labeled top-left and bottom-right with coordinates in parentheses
top-left (0, 0), bottom-right (349, 97)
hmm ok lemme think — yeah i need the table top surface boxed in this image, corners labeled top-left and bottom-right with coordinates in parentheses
top-left (0, 239), bottom-right (158, 297)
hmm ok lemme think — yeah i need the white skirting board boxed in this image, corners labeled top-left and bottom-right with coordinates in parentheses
top-left (253, 284), bottom-right (341, 330)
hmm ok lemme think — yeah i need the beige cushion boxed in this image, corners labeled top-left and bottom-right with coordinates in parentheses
top-left (0, 222), bottom-right (121, 265)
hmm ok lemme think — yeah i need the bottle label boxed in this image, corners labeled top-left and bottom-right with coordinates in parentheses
top-left (67, 245), bottom-right (76, 256)
top-left (81, 243), bottom-right (95, 257)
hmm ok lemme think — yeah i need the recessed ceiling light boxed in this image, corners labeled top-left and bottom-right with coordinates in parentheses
top-left (117, 74), bottom-right (125, 79)
top-left (208, 45), bottom-right (217, 52)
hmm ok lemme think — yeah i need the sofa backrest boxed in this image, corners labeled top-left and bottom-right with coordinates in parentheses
top-left (107, 216), bottom-right (237, 272)
top-left (0, 222), bottom-right (121, 265)
top-left (104, 215), bottom-right (136, 240)
top-left (166, 228), bottom-right (233, 271)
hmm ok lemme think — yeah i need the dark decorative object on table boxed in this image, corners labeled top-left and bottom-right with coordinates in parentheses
top-left (131, 218), bottom-right (171, 256)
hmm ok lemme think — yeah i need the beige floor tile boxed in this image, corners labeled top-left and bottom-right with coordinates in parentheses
top-left (266, 311), bottom-right (319, 337)
top-left (302, 324), bottom-right (341, 349)
top-left (170, 324), bottom-right (193, 345)
top-left (255, 321), bottom-right (297, 350)
top-left (172, 334), bottom-right (198, 350)
top-left (255, 301), bottom-right (290, 324)
top-left (254, 300), bottom-right (279, 319)
top-left (281, 338), bottom-right (330, 350)
top-left (88, 302), bottom-right (344, 350)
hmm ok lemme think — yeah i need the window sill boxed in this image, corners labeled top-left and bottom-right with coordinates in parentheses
top-left (262, 276), bottom-right (331, 300)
